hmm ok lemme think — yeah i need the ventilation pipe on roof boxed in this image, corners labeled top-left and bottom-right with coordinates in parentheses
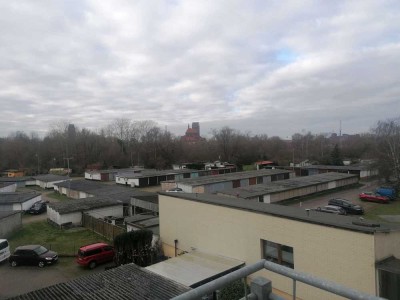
top-left (174, 239), bottom-right (178, 257)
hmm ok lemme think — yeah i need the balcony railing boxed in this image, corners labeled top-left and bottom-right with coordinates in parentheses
top-left (172, 259), bottom-right (386, 300)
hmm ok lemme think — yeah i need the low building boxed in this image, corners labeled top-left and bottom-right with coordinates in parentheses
top-left (0, 192), bottom-right (41, 211)
top-left (125, 214), bottom-right (160, 246)
top-left (161, 169), bottom-right (293, 193)
top-left (218, 172), bottom-right (358, 203)
top-left (0, 182), bottom-right (17, 193)
top-left (116, 167), bottom-right (237, 188)
top-left (84, 169), bottom-right (119, 181)
top-left (47, 197), bottom-right (124, 226)
top-left (1, 169), bottom-right (24, 178)
top-left (0, 211), bottom-right (22, 237)
top-left (26, 174), bottom-right (68, 189)
top-left (0, 177), bottom-right (29, 188)
top-left (158, 192), bottom-right (400, 299)
top-left (6, 263), bottom-right (190, 299)
top-left (301, 164), bottom-right (378, 179)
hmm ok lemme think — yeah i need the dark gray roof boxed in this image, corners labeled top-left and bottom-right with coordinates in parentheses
top-left (159, 192), bottom-right (400, 234)
top-left (219, 172), bottom-right (358, 198)
top-left (7, 263), bottom-right (190, 300)
top-left (118, 169), bottom-right (200, 179)
top-left (125, 214), bottom-right (157, 223)
top-left (301, 164), bottom-right (374, 171)
top-left (54, 180), bottom-right (157, 204)
top-left (170, 169), bottom-right (292, 186)
top-left (0, 192), bottom-right (40, 204)
top-left (0, 210), bottom-right (21, 220)
top-left (48, 197), bottom-right (122, 214)
top-left (31, 174), bottom-right (68, 182)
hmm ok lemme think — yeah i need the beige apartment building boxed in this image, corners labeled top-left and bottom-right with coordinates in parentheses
top-left (159, 193), bottom-right (400, 299)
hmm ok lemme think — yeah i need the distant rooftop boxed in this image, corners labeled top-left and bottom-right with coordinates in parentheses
top-left (159, 191), bottom-right (399, 234)
top-left (219, 172), bottom-right (357, 199)
top-left (31, 174), bottom-right (68, 182)
top-left (7, 263), bottom-right (190, 300)
top-left (169, 169), bottom-right (292, 186)
top-left (117, 169), bottom-right (201, 179)
top-left (301, 164), bottom-right (375, 171)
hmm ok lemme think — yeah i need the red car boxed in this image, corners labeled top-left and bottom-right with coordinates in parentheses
top-left (359, 192), bottom-right (389, 204)
top-left (76, 242), bottom-right (115, 269)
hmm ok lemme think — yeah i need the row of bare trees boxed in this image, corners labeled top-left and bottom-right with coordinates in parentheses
top-left (0, 117), bottom-right (399, 185)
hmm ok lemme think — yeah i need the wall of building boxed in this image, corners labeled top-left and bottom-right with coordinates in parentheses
top-left (159, 195), bottom-right (381, 300)
top-left (0, 213), bottom-right (22, 237)
top-left (374, 231), bottom-right (400, 261)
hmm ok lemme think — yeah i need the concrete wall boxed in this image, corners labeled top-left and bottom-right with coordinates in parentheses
top-left (0, 212), bottom-right (22, 237)
top-left (47, 208), bottom-right (82, 225)
top-left (159, 195), bottom-right (383, 300)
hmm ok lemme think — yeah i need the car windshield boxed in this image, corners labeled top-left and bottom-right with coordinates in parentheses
top-left (33, 203), bottom-right (41, 208)
top-left (34, 246), bottom-right (48, 255)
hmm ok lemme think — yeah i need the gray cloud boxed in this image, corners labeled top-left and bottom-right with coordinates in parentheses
top-left (0, 0), bottom-right (399, 138)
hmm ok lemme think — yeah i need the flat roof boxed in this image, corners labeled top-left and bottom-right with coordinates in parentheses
top-left (169, 169), bottom-right (292, 186)
top-left (219, 172), bottom-right (358, 198)
top-left (0, 182), bottom-right (15, 188)
top-left (301, 164), bottom-right (374, 171)
top-left (31, 174), bottom-right (68, 182)
top-left (0, 192), bottom-right (40, 204)
top-left (117, 168), bottom-right (201, 179)
top-left (54, 179), bottom-right (157, 203)
top-left (159, 192), bottom-right (400, 234)
top-left (48, 197), bottom-right (122, 214)
top-left (7, 263), bottom-right (190, 300)
top-left (146, 251), bottom-right (244, 288)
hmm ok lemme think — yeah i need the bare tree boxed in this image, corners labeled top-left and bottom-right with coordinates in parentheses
top-left (373, 117), bottom-right (400, 184)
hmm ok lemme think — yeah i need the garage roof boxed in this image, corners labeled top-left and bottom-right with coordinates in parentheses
top-left (7, 263), bottom-right (190, 300)
top-left (0, 192), bottom-right (40, 204)
top-left (146, 251), bottom-right (244, 288)
top-left (219, 172), bottom-right (357, 198)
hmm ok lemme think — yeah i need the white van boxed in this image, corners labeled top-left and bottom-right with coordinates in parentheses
top-left (0, 239), bottom-right (10, 263)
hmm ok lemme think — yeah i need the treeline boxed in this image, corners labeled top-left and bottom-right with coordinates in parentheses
top-left (0, 118), bottom-right (384, 175)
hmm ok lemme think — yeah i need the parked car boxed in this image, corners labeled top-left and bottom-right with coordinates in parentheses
top-left (166, 187), bottom-right (184, 192)
top-left (328, 198), bottom-right (364, 215)
top-left (376, 186), bottom-right (397, 200)
top-left (76, 242), bottom-right (115, 269)
top-left (359, 192), bottom-right (390, 204)
top-left (0, 239), bottom-right (10, 263)
top-left (315, 205), bottom-right (347, 215)
top-left (28, 201), bottom-right (48, 215)
top-left (9, 245), bottom-right (58, 267)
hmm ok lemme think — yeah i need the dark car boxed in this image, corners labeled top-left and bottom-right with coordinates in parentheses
top-left (359, 192), bottom-right (390, 204)
top-left (328, 198), bottom-right (364, 215)
top-left (315, 205), bottom-right (347, 215)
top-left (28, 201), bottom-right (48, 215)
top-left (166, 187), bottom-right (184, 192)
top-left (76, 242), bottom-right (115, 269)
top-left (9, 245), bottom-right (58, 268)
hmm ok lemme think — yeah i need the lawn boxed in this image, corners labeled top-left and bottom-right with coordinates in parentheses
top-left (364, 200), bottom-right (400, 222)
top-left (8, 221), bottom-right (111, 256)
top-left (45, 192), bottom-right (71, 202)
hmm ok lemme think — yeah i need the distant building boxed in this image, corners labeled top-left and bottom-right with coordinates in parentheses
top-left (181, 122), bottom-right (203, 142)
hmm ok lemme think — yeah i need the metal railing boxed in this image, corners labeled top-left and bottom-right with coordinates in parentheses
top-left (172, 259), bottom-right (386, 300)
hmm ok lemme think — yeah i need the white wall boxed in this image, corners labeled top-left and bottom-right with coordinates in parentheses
top-left (18, 195), bottom-right (42, 211)
top-left (0, 184), bottom-right (17, 193)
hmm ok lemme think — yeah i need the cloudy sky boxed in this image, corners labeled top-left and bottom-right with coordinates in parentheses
top-left (1, 1), bottom-right (399, 138)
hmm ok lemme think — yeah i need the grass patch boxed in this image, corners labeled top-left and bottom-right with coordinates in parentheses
top-left (46, 192), bottom-right (71, 202)
top-left (8, 221), bottom-right (110, 256)
top-left (364, 200), bottom-right (400, 222)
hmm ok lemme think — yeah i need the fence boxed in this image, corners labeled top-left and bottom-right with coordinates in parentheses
top-left (82, 213), bottom-right (126, 241)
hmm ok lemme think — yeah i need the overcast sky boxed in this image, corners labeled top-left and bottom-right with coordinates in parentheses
top-left (1, 1), bottom-right (399, 139)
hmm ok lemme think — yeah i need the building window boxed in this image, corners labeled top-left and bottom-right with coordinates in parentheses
top-left (261, 239), bottom-right (294, 269)
top-left (258, 196), bottom-right (264, 203)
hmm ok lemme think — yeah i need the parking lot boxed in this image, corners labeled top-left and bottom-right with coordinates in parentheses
top-left (288, 179), bottom-right (381, 212)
